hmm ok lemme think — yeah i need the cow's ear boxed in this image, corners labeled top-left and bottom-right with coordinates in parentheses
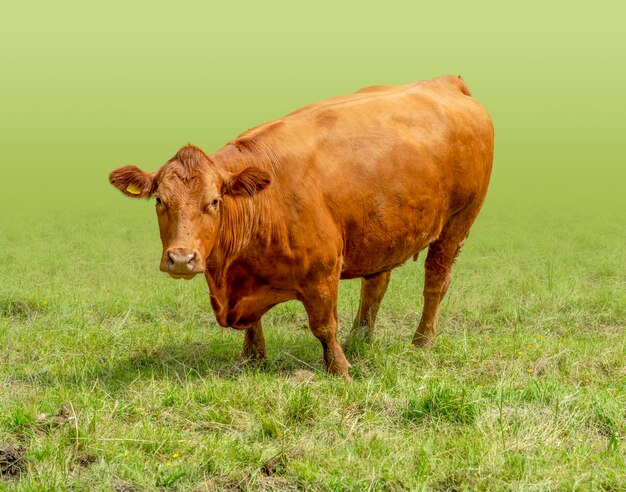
top-left (223, 167), bottom-right (271, 197)
top-left (109, 165), bottom-right (155, 199)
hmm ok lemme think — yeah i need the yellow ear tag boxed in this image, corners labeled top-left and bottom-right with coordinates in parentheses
top-left (126, 183), bottom-right (141, 195)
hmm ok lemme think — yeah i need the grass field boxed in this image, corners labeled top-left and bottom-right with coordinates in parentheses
top-left (1, 202), bottom-right (624, 490)
top-left (1, 1), bottom-right (626, 489)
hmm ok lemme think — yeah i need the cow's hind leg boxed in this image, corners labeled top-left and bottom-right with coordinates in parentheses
top-left (238, 320), bottom-right (266, 364)
top-left (344, 271), bottom-right (391, 348)
top-left (413, 208), bottom-right (479, 348)
top-left (301, 277), bottom-right (351, 380)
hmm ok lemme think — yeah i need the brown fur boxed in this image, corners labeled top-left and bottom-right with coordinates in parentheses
top-left (224, 167), bottom-right (272, 197)
top-left (108, 165), bottom-right (156, 198)
top-left (109, 75), bottom-right (494, 380)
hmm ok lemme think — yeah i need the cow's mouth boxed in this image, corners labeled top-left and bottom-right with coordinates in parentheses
top-left (167, 272), bottom-right (198, 280)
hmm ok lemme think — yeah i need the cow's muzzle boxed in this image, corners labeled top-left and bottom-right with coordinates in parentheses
top-left (160, 248), bottom-right (204, 279)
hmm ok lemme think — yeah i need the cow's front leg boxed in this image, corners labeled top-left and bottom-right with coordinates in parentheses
top-left (238, 320), bottom-right (266, 364)
top-left (301, 278), bottom-right (351, 380)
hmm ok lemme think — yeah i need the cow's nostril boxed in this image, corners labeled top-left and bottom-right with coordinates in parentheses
top-left (167, 251), bottom-right (196, 269)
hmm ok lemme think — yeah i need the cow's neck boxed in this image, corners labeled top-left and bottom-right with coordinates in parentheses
top-left (210, 193), bottom-right (269, 271)
top-left (204, 144), bottom-right (278, 304)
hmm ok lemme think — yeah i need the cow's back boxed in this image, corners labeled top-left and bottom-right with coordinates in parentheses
top-left (221, 76), bottom-right (494, 278)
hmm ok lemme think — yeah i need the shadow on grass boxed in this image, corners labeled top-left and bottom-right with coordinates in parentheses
top-left (56, 336), bottom-right (337, 392)
top-left (0, 296), bottom-right (47, 320)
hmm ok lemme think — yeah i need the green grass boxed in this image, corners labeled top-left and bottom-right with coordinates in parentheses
top-left (2, 0), bottom-right (625, 488)
top-left (1, 205), bottom-right (624, 490)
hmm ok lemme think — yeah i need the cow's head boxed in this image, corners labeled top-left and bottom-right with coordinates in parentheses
top-left (109, 145), bottom-right (271, 279)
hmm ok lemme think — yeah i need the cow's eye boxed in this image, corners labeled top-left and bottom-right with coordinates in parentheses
top-left (205, 198), bottom-right (220, 213)
top-left (155, 197), bottom-right (162, 205)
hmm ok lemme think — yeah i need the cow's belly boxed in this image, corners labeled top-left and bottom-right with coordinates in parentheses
top-left (339, 195), bottom-right (446, 278)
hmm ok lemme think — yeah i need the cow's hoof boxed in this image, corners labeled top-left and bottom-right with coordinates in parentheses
top-left (221, 363), bottom-right (244, 379)
top-left (235, 354), bottom-right (265, 368)
top-left (328, 369), bottom-right (352, 382)
top-left (412, 334), bottom-right (435, 349)
top-left (327, 363), bottom-right (352, 382)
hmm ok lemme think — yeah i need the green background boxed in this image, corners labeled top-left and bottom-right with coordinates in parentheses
top-left (1, 1), bottom-right (624, 217)
top-left (1, 3), bottom-right (624, 488)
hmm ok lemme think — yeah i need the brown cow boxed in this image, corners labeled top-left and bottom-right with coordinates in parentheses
top-left (109, 75), bottom-right (494, 380)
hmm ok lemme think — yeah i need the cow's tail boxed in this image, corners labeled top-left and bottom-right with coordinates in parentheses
top-left (455, 75), bottom-right (472, 96)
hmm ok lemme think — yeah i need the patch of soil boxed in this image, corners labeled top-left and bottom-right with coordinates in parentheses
top-left (74, 450), bottom-right (97, 468)
top-left (256, 475), bottom-right (299, 491)
top-left (0, 446), bottom-right (27, 479)
top-left (112, 479), bottom-right (136, 492)
top-left (35, 404), bottom-right (74, 432)
top-left (290, 369), bottom-right (316, 384)
top-left (260, 448), bottom-right (304, 478)
top-left (261, 456), bottom-right (281, 476)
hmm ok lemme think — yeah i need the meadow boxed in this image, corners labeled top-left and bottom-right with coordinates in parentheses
top-left (1, 202), bottom-right (624, 490)
top-left (1, 0), bottom-right (625, 489)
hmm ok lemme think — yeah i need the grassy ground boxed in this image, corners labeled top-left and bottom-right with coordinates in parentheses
top-left (0, 205), bottom-right (624, 491)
